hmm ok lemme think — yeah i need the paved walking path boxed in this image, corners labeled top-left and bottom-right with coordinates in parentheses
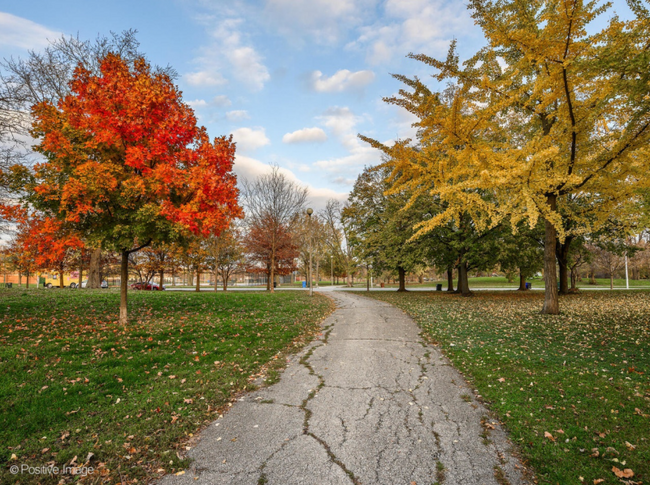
top-left (160, 292), bottom-right (532, 485)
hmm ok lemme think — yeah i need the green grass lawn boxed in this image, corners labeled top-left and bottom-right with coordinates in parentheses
top-left (0, 288), bottom-right (332, 484)
top-left (363, 290), bottom-right (650, 485)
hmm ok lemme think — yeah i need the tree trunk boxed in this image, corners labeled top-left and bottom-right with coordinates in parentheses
top-left (610, 272), bottom-right (614, 290)
top-left (78, 250), bottom-right (83, 288)
top-left (556, 237), bottom-right (572, 295)
top-left (456, 261), bottom-right (472, 296)
top-left (518, 269), bottom-right (527, 291)
top-left (172, 267), bottom-right (176, 286)
top-left (214, 270), bottom-right (219, 292)
top-left (447, 267), bottom-right (454, 292)
top-left (119, 251), bottom-right (129, 325)
top-left (223, 271), bottom-right (228, 291)
top-left (541, 195), bottom-right (560, 314)
top-left (397, 266), bottom-right (407, 292)
top-left (159, 269), bottom-right (164, 290)
top-left (26, 270), bottom-right (30, 289)
top-left (88, 248), bottom-right (101, 288)
top-left (59, 271), bottom-right (64, 289)
top-left (196, 268), bottom-right (200, 292)
top-left (270, 253), bottom-right (275, 293)
top-left (570, 266), bottom-right (578, 290)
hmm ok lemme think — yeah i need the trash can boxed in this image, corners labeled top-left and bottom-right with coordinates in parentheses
top-left (380, 283), bottom-right (384, 288)
top-left (7, 282), bottom-right (12, 289)
top-left (525, 282), bottom-right (531, 290)
top-left (273, 282), bottom-right (277, 288)
top-left (302, 281), bottom-right (306, 288)
top-left (436, 284), bottom-right (443, 291)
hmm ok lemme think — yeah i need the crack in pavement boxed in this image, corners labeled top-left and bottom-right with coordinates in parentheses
top-left (158, 291), bottom-right (533, 485)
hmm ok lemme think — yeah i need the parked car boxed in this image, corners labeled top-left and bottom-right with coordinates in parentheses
top-left (79, 280), bottom-right (108, 288)
top-left (130, 281), bottom-right (165, 291)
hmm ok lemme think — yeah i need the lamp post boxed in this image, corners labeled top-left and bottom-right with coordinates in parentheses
top-left (306, 208), bottom-right (313, 297)
top-left (330, 255), bottom-right (333, 287)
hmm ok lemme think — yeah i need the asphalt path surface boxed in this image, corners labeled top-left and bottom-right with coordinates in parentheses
top-left (160, 291), bottom-right (533, 485)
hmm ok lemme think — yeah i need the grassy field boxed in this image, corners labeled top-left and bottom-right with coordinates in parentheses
top-left (0, 288), bottom-right (332, 484)
top-left (363, 290), bottom-right (650, 485)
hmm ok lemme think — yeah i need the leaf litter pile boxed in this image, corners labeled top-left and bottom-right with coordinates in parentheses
top-left (365, 290), bottom-right (649, 485)
top-left (0, 288), bottom-right (332, 484)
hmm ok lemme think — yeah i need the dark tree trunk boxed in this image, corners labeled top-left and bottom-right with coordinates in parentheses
top-left (214, 270), bottom-right (219, 292)
top-left (570, 266), bottom-right (578, 290)
top-left (542, 195), bottom-right (559, 314)
top-left (518, 269), bottom-right (527, 291)
top-left (556, 237), bottom-right (573, 295)
top-left (88, 248), bottom-right (101, 288)
top-left (120, 251), bottom-right (129, 325)
top-left (456, 261), bottom-right (472, 296)
top-left (26, 270), bottom-right (30, 289)
top-left (78, 250), bottom-right (83, 288)
top-left (447, 267), bottom-right (454, 292)
top-left (59, 271), bottom-right (64, 289)
top-left (397, 266), bottom-right (407, 292)
top-left (195, 268), bottom-right (200, 292)
top-left (159, 269), bottom-right (164, 290)
top-left (223, 271), bottom-right (228, 291)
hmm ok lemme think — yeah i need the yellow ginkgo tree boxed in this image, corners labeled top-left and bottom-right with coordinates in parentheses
top-left (361, 0), bottom-right (650, 314)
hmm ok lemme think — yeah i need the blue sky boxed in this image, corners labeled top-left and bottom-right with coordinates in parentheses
top-left (0, 0), bottom-right (633, 209)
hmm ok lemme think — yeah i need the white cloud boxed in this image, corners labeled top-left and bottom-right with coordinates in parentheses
top-left (346, 0), bottom-right (475, 65)
top-left (227, 45), bottom-right (270, 91)
top-left (313, 142), bottom-right (381, 177)
top-left (317, 106), bottom-right (362, 136)
top-left (184, 71), bottom-right (228, 87)
top-left (263, 0), bottom-right (377, 45)
top-left (184, 17), bottom-right (269, 91)
top-left (0, 12), bottom-right (60, 50)
top-left (233, 155), bottom-right (347, 211)
top-left (187, 99), bottom-right (208, 108)
top-left (226, 110), bottom-right (251, 121)
top-left (231, 127), bottom-right (270, 152)
top-left (310, 69), bottom-right (375, 92)
top-left (213, 95), bottom-right (232, 107)
top-left (282, 127), bottom-right (327, 144)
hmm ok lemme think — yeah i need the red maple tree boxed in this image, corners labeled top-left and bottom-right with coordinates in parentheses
top-left (245, 215), bottom-right (298, 290)
top-left (27, 53), bottom-right (242, 322)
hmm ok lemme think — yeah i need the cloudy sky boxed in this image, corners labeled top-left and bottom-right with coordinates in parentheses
top-left (0, 0), bottom-right (633, 209)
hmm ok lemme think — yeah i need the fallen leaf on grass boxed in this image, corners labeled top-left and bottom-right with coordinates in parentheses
top-left (544, 432), bottom-right (555, 441)
top-left (593, 480), bottom-right (604, 484)
top-left (497, 378), bottom-right (506, 382)
top-left (612, 467), bottom-right (634, 479)
top-left (625, 441), bottom-right (636, 450)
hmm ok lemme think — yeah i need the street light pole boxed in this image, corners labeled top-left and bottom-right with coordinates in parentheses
top-left (330, 256), bottom-right (333, 287)
top-left (307, 208), bottom-right (313, 297)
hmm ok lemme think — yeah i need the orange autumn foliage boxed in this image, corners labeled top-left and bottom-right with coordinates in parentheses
top-left (30, 53), bottom-right (242, 248)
